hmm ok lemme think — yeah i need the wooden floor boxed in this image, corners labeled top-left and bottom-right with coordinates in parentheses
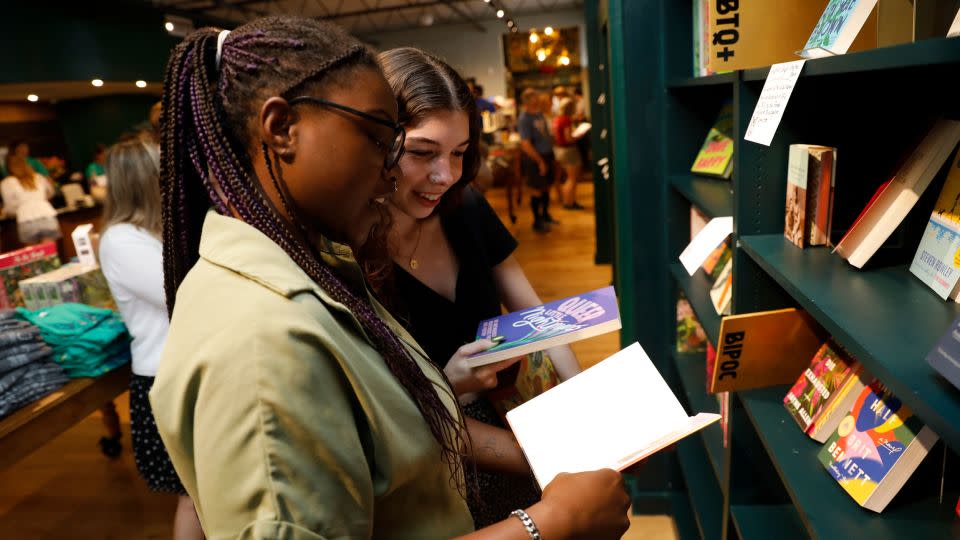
top-left (0, 182), bottom-right (677, 539)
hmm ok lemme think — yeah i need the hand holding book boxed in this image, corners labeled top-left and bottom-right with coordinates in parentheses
top-left (444, 339), bottom-right (522, 396)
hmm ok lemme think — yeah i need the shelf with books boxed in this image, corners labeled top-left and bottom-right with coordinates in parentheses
top-left (670, 263), bottom-right (721, 345)
top-left (667, 72), bottom-right (736, 90)
top-left (677, 435), bottom-right (725, 540)
top-left (739, 385), bottom-right (959, 540)
top-left (729, 503), bottom-right (805, 540)
top-left (670, 175), bottom-right (733, 219)
top-left (675, 352), bottom-right (724, 484)
top-left (739, 234), bottom-right (960, 452)
top-left (743, 37), bottom-right (960, 82)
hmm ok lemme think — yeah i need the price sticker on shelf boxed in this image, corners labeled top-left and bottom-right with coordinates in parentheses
top-left (744, 60), bottom-right (806, 146)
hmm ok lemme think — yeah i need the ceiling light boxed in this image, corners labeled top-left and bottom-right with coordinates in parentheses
top-left (165, 22), bottom-right (175, 32)
top-left (537, 50), bottom-right (547, 62)
top-left (484, 0), bottom-right (491, 3)
top-left (529, 32), bottom-right (538, 43)
top-left (91, 79), bottom-right (104, 87)
top-left (136, 80), bottom-right (147, 88)
top-left (559, 56), bottom-right (571, 66)
top-left (497, 9), bottom-right (504, 18)
top-left (27, 94), bottom-right (38, 102)
top-left (544, 26), bottom-right (554, 35)
top-left (511, 27), bottom-right (518, 33)
top-left (507, 20), bottom-right (514, 28)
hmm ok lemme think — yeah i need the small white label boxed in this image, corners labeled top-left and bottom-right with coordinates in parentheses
top-left (745, 60), bottom-right (806, 147)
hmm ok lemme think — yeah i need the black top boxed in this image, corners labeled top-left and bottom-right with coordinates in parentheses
top-left (393, 187), bottom-right (518, 368)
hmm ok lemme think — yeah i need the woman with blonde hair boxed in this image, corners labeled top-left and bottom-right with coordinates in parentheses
top-left (1, 154), bottom-right (60, 245)
top-left (98, 137), bottom-right (204, 540)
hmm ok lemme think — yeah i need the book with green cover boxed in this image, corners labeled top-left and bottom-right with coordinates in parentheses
top-left (691, 103), bottom-right (734, 179)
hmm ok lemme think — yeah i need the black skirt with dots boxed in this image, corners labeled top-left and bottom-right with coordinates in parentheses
top-left (130, 374), bottom-right (187, 495)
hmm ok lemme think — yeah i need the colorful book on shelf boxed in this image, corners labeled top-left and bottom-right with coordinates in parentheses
top-left (799, 0), bottom-right (879, 59)
top-left (690, 103), bottom-right (734, 179)
top-left (703, 243), bottom-right (731, 280)
top-left (0, 242), bottom-right (61, 309)
top-left (470, 286), bottom-right (621, 367)
top-left (709, 257), bottom-right (732, 316)
top-left (676, 293), bottom-right (707, 353)
top-left (705, 340), bottom-right (717, 391)
top-left (784, 144), bottom-right (836, 248)
top-left (506, 342), bottom-right (721, 489)
top-left (783, 341), bottom-right (866, 442)
top-left (709, 308), bottom-right (823, 393)
top-left (818, 379), bottom-right (939, 513)
top-left (910, 147), bottom-right (960, 300)
top-left (925, 313), bottom-right (960, 392)
top-left (834, 118), bottom-right (960, 269)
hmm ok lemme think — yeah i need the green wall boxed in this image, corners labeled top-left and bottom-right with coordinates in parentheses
top-left (55, 95), bottom-right (157, 173)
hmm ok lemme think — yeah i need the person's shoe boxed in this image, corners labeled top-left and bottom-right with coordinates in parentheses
top-left (533, 219), bottom-right (549, 233)
top-left (545, 214), bottom-right (560, 225)
top-left (564, 202), bottom-right (587, 210)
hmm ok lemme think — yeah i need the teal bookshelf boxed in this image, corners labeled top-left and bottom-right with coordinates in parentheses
top-left (596, 0), bottom-right (960, 538)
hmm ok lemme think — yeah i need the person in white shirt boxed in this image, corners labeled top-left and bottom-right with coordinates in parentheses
top-left (97, 135), bottom-right (204, 540)
top-left (1, 155), bottom-right (60, 245)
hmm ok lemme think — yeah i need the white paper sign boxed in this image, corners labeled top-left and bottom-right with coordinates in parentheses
top-left (949, 9), bottom-right (960, 37)
top-left (744, 60), bottom-right (806, 146)
top-left (679, 216), bottom-right (733, 276)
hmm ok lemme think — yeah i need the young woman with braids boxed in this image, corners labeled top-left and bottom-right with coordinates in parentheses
top-left (376, 47), bottom-right (585, 529)
top-left (149, 16), bottom-right (629, 539)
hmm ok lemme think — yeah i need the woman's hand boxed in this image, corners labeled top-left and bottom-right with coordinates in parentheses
top-left (444, 339), bottom-right (521, 396)
top-left (532, 469), bottom-right (631, 540)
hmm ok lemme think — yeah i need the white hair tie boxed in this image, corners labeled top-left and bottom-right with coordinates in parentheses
top-left (215, 29), bottom-right (231, 68)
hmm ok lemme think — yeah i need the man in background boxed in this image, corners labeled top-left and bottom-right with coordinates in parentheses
top-left (518, 88), bottom-right (557, 233)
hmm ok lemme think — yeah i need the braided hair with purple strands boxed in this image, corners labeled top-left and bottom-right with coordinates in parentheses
top-left (159, 16), bottom-right (469, 495)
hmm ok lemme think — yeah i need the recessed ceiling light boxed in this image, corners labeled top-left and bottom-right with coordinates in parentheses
top-left (497, 9), bottom-right (504, 18)
top-left (165, 22), bottom-right (175, 32)
top-left (92, 79), bottom-right (104, 87)
top-left (27, 94), bottom-right (38, 102)
top-left (136, 80), bottom-right (147, 88)
top-left (545, 27), bottom-right (554, 35)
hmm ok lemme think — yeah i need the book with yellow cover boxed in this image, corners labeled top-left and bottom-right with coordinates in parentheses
top-left (691, 104), bottom-right (734, 179)
top-left (709, 308), bottom-right (823, 393)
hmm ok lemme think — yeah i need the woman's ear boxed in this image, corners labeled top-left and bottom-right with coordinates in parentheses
top-left (258, 97), bottom-right (298, 158)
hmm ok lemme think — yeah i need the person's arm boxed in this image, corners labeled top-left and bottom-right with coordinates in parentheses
top-left (99, 233), bottom-right (166, 311)
top-left (492, 255), bottom-right (582, 381)
top-left (464, 417), bottom-right (529, 475)
top-left (519, 139), bottom-right (546, 172)
top-left (42, 175), bottom-right (55, 199)
top-left (1, 180), bottom-right (20, 217)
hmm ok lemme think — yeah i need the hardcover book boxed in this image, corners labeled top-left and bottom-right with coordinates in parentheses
top-left (800, 0), bottom-right (879, 59)
top-left (470, 286), bottom-right (621, 367)
top-left (910, 147), bottom-right (960, 300)
top-left (783, 341), bottom-right (865, 442)
top-left (925, 313), bottom-right (960, 391)
top-left (506, 342), bottom-right (721, 489)
top-left (818, 379), bottom-right (939, 512)
top-left (676, 294), bottom-right (707, 353)
top-left (691, 104), bottom-right (734, 179)
top-left (709, 258), bottom-right (732, 316)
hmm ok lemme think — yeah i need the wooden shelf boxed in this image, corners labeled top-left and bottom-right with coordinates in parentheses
top-left (729, 503), bottom-right (805, 540)
top-left (675, 352), bottom-right (724, 483)
top-left (670, 263), bottom-right (721, 345)
top-left (668, 72), bottom-right (737, 89)
top-left (740, 234), bottom-right (960, 452)
top-left (677, 436), bottom-right (725, 540)
top-left (670, 175), bottom-right (733, 218)
top-left (743, 38), bottom-right (960, 82)
top-left (739, 385), bottom-right (960, 540)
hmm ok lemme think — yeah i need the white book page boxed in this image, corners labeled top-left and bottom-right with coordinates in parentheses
top-left (679, 216), bottom-right (733, 275)
top-left (506, 343), bottom-right (693, 488)
top-left (950, 9), bottom-right (960, 38)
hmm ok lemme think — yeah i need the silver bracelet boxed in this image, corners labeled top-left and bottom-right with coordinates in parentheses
top-left (510, 509), bottom-right (542, 540)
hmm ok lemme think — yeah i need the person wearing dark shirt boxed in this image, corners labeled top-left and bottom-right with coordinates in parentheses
top-left (518, 88), bottom-right (557, 233)
top-left (379, 48), bottom-right (588, 530)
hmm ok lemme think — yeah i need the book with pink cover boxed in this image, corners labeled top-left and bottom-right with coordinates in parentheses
top-left (506, 342), bottom-right (721, 489)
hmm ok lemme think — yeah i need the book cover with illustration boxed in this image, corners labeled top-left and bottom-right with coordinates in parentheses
top-left (783, 341), bottom-right (863, 440)
top-left (470, 286), bottom-right (621, 367)
top-left (676, 293), bottom-right (707, 353)
top-left (817, 379), bottom-right (939, 512)
top-left (785, 145), bottom-right (810, 248)
top-left (804, 146), bottom-right (837, 246)
top-left (910, 147), bottom-right (960, 301)
top-left (691, 103), bottom-right (734, 179)
top-left (800, 0), bottom-right (879, 58)
top-left (709, 258), bottom-right (732, 316)
top-left (702, 243), bottom-right (731, 280)
top-left (0, 242), bottom-right (61, 309)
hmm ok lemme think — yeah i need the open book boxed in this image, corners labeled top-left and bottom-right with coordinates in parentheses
top-left (506, 342), bottom-right (721, 489)
top-left (468, 286), bottom-right (621, 367)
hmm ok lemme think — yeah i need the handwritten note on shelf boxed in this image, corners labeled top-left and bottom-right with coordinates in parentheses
top-left (744, 60), bottom-right (806, 147)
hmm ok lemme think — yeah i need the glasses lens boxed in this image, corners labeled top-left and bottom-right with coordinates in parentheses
top-left (386, 128), bottom-right (405, 169)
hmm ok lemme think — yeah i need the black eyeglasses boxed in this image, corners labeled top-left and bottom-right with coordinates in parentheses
top-left (288, 96), bottom-right (406, 170)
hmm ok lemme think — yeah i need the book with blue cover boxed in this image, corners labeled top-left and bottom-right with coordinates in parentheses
top-left (926, 314), bottom-right (960, 391)
top-left (469, 286), bottom-right (621, 367)
top-left (799, 0), bottom-right (878, 59)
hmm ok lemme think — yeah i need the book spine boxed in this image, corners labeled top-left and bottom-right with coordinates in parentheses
top-left (806, 151), bottom-right (825, 245)
top-left (785, 145), bottom-right (809, 248)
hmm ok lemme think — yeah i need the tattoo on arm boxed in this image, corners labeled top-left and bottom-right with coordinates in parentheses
top-left (481, 436), bottom-right (506, 459)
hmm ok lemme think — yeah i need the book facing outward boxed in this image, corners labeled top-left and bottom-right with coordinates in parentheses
top-left (818, 379), bottom-right (939, 513)
top-left (506, 342), bottom-right (721, 489)
top-left (910, 147), bottom-right (960, 301)
top-left (709, 257), bottom-right (733, 316)
top-left (925, 313), bottom-right (960, 391)
top-left (469, 286), bottom-right (621, 367)
top-left (710, 308), bottom-right (823, 393)
top-left (783, 341), bottom-right (866, 442)
top-left (784, 144), bottom-right (837, 248)
top-left (799, 0), bottom-right (879, 59)
top-left (691, 103), bottom-right (734, 179)
top-left (834, 119), bottom-right (960, 269)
